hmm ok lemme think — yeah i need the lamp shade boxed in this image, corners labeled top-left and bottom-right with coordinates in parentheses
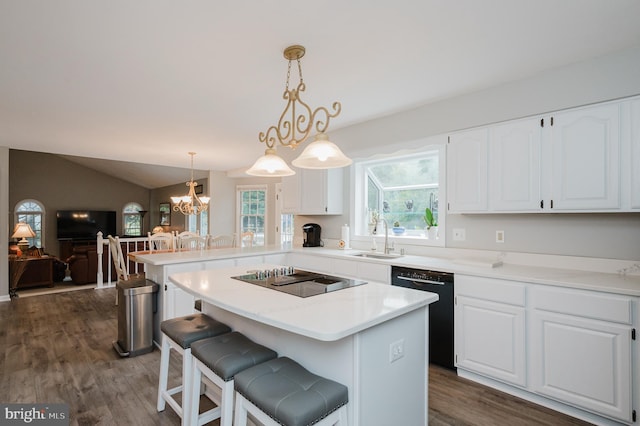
top-left (12, 222), bottom-right (36, 239)
top-left (291, 133), bottom-right (352, 169)
top-left (246, 148), bottom-right (296, 176)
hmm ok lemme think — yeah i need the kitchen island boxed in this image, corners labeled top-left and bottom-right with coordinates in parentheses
top-left (169, 264), bottom-right (439, 426)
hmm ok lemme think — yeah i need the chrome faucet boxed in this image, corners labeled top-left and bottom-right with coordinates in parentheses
top-left (379, 219), bottom-right (393, 255)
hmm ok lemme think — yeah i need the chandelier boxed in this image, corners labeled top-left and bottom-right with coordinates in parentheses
top-left (246, 45), bottom-right (352, 176)
top-left (171, 152), bottom-right (210, 215)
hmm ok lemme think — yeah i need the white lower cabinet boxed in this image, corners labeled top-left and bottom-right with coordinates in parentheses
top-left (530, 286), bottom-right (634, 423)
top-left (456, 275), bottom-right (637, 424)
top-left (164, 281), bottom-right (196, 319)
top-left (286, 252), bottom-right (333, 273)
top-left (455, 275), bottom-right (527, 387)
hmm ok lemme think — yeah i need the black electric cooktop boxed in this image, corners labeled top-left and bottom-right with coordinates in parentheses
top-left (231, 268), bottom-right (367, 298)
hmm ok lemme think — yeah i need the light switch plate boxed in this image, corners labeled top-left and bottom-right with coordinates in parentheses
top-left (496, 230), bottom-right (505, 243)
top-left (389, 339), bottom-right (405, 363)
top-left (453, 228), bottom-right (466, 241)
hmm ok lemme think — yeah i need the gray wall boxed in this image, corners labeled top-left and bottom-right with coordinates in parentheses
top-left (299, 46), bottom-right (640, 261)
top-left (9, 150), bottom-right (150, 258)
top-left (1, 147), bottom-right (9, 298)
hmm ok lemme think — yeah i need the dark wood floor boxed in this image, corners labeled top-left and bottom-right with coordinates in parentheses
top-left (0, 288), bottom-right (593, 426)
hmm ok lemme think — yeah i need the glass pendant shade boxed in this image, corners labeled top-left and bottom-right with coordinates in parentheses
top-left (291, 133), bottom-right (352, 169)
top-left (246, 148), bottom-right (296, 176)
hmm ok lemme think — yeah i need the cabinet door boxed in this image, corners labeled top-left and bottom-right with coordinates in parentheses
top-left (281, 174), bottom-right (300, 213)
top-left (489, 118), bottom-right (542, 211)
top-left (163, 281), bottom-right (195, 320)
top-left (530, 310), bottom-right (632, 422)
top-left (298, 169), bottom-right (344, 215)
top-left (455, 296), bottom-right (526, 387)
top-left (550, 103), bottom-right (621, 210)
top-left (631, 98), bottom-right (640, 209)
top-left (447, 128), bottom-right (489, 212)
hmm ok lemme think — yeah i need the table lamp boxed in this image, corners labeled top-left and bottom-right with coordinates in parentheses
top-left (11, 222), bottom-right (36, 253)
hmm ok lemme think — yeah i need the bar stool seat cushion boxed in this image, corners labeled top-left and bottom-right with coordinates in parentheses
top-left (191, 332), bottom-right (277, 381)
top-left (234, 357), bottom-right (348, 426)
top-left (160, 314), bottom-right (231, 349)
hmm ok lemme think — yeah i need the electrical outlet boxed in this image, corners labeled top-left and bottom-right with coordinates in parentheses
top-left (496, 230), bottom-right (505, 243)
top-left (389, 339), bottom-right (405, 363)
top-left (453, 228), bottom-right (466, 241)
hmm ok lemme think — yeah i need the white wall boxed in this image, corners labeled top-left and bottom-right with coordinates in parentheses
top-left (209, 170), bottom-right (236, 238)
top-left (298, 46), bottom-right (640, 261)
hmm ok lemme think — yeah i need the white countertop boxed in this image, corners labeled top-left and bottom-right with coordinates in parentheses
top-left (168, 264), bottom-right (438, 342)
top-left (307, 247), bottom-right (640, 297)
top-left (131, 245), bottom-right (286, 265)
top-left (133, 243), bottom-right (640, 297)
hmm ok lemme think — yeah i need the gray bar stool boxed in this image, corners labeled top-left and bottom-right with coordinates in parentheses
top-left (157, 314), bottom-right (231, 424)
top-left (188, 331), bottom-right (277, 426)
top-left (234, 357), bottom-right (349, 426)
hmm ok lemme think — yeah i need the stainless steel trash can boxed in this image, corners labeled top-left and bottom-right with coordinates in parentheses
top-left (113, 278), bottom-right (159, 357)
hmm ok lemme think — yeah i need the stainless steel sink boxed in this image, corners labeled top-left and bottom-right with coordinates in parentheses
top-left (351, 252), bottom-right (403, 259)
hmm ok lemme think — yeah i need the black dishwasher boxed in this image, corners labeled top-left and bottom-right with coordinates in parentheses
top-left (391, 266), bottom-right (455, 370)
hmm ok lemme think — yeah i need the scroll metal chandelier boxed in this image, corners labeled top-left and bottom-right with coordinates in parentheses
top-left (246, 45), bottom-right (352, 176)
top-left (171, 152), bottom-right (210, 215)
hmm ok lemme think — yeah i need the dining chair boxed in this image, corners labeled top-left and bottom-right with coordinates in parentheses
top-left (108, 235), bottom-right (129, 280)
top-left (208, 234), bottom-right (236, 249)
top-left (240, 231), bottom-right (254, 248)
top-left (176, 231), bottom-right (207, 250)
top-left (148, 232), bottom-right (175, 252)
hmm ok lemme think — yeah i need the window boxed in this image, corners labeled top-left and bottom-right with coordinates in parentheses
top-left (354, 145), bottom-right (445, 245)
top-left (237, 185), bottom-right (266, 247)
top-left (123, 202), bottom-right (143, 236)
top-left (14, 199), bottom-right (44, 248)
top-left (280, 213), bottom-right (294, 246)
top-left (186, 211), bottom-right (208, 236)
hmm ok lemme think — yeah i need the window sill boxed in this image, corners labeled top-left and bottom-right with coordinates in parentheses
top-left (352, 233), bottom-right (444, 247)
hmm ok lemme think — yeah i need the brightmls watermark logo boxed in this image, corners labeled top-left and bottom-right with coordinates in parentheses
top-left (1, 404), bottom-right (68, 425)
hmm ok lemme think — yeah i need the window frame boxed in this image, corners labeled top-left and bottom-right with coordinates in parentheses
top-left (351, 143), bottom-right (446, 247)
top-left (236, 184), bottom-right (268, 247)
top-left (123, 202), bottom-right (144, 236)
top-left (14, 199), bottom-right (45, 248)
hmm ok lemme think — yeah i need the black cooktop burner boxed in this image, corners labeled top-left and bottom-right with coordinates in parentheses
top-left (231, 268), bottom-right (367, 298)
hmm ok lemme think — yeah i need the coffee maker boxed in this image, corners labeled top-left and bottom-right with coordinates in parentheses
top-left (302, 223), bottom-right (322, 247)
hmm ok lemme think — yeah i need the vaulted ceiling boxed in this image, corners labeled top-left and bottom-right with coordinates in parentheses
top-left (2, 1), bottom-right (640, 187)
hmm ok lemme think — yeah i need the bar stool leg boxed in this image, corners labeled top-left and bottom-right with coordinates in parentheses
top-left (189, 359), bottom-right (204, 426)
top-left (181, 347), bottom-right (193, 424)
top-left (157, 335), bottom-right (170, 412)
top-left (234, 393), bottom-right (249, 426)
top-left (189, 358), bottom-right (237, 426)
top-left (220, 380), bottom-right (234, 426)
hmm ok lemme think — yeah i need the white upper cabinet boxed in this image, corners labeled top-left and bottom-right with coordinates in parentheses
top-left (447, 128), bottom-right (489, 213)
top-left (448, 97), bottom-right (630, 213)
top-left (280, 173), bottom-right (300, 213)
top-left (281, 168), bottom-right (344, 215)
top-left (549, 103), bottom-right (621, 210)
top-left (631, 98), bottom-right (640, 209)
top-left (489, 117), bottom-right (543, 211)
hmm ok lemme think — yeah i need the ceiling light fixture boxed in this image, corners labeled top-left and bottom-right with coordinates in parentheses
top-left (171, 152), bottom-right (210, 215)
top-left (247, 45), bottom-right (352, 176)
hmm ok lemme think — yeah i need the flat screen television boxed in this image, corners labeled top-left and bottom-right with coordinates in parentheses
top-left (56, 210), bottom-right (117, 240)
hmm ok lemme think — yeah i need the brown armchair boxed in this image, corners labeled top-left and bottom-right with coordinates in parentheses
top-left (66, 246), bottom-right (114, 284)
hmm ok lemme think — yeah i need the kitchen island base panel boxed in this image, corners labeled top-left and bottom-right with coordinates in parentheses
top-left (203, 303), bottom-right (429, 426)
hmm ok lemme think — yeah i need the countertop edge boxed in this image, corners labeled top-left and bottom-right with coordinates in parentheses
top-left (168, 266), bottom-right (438, 341)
